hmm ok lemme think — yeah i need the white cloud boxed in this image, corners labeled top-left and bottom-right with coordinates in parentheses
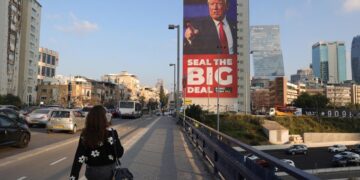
top-left (55, 13), bottom-right (98, 34)
top-left (343, 0), bottom-right (360, 12)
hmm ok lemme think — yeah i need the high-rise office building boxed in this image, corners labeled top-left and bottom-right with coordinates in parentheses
top-left (312, 41), bottom-right (347, 84)
top-left (351, 35), bottom-right (360, 83)
top-left (250, 25), bottom-right (285, 79)
top-left (19, 0), bottom-right (42, 104)
top-left (0, 0), bottom-right (22, 96)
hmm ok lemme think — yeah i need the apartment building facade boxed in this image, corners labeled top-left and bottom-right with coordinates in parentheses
top-left (325, 85), bottom-right (351, 107)
top-left (0, 0), bottom-right (23, 96)
top-left (102, 71), bottom-right (140, 100)
top-left (18, 0), bottom-right (42, 104)
top-left (38, 47), bottom-right (59, 84)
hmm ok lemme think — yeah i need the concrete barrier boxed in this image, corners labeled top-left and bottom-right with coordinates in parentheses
top-left (304, 133), bottom-right (360, 143)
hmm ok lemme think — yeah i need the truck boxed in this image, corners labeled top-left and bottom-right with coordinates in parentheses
top-left (268, 107), bottom-right (302, 116)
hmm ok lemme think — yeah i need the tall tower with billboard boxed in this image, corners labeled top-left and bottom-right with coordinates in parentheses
top-left (182, 0), bottom-right (250, 113)
top-left (250, 25), bottom-right (285, 79)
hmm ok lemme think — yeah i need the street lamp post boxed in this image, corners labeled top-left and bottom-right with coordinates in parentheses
top-left (169, 63), bottom-right (176, 113)
top-left (168, 24), bottom-right (180, 119)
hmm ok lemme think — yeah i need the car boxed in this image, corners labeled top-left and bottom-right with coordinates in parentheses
top-left (0, 105), bottom-right (20, 112)
top-left (47, 109), bottom-right (86, 134)
top-left (328, 144), bottom-right (347, 152)
top-left (81, 106), bottom-right (112, 125)
top-left (109, 108), bottom-right (120, 118)
top-left (0, 114), bottom-right (31, 148)
top-left (350, 144), bottom-right (360, 154)
top-left (334, 151), bottom-right (360, 159)
top-left (244, 154), bottom-right (269, 168)
top-left (275, 159), bottom-right (296, 171)
top-left (0, 108), bottom-right (27, 125)
top-left (332, 156), bottom-right (360, 167)
top-left (285, 144), bottom-right (308, 155)
top-left (27, 108), bottom-right (54, 127)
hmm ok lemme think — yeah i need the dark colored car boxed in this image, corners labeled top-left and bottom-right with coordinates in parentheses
top-left (0, 105), bottom-right (20, 111)
top-left (0, 114), bottom-right (31, 148)
top-left (285, 145), bottom-right (308, 155)
top-left (108, 109), bottom-right (120, 118)
top-left (332, 156), bottom-right (360, 167)
top-left (350, 144), bottom-right (360, 154)
top-left (0, 108), bottom-right (27, 125)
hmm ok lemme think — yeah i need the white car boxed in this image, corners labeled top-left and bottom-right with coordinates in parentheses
top-left (328, 144), bottom-right (347, 152)
top-left (275, 159), bottom-right (295, 172)
top-left (334, 151), bottom-right (360, 159)
top-left (27, 108), bottom-right (55, 127)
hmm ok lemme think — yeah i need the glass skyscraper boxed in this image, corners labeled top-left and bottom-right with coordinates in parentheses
top-left (352, 35), bottom-right (360, 83)
top-left (250, 25), bottom-right (285, 79)
top-left (312, 41), bottom-right (347, 83)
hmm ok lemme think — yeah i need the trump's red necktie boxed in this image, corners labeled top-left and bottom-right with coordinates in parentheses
top-left (218, 21), bottom-right (229, 54)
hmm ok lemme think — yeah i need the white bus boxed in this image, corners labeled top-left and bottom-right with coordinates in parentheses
top-left (118, 101), bottom-right (142, 119)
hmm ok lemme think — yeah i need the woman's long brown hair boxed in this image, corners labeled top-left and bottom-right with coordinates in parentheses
top-left (82, 105), bottom-right (109, 148)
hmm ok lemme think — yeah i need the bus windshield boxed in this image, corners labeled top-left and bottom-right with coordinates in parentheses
top-left (120, 102), bottom-right (134, 108)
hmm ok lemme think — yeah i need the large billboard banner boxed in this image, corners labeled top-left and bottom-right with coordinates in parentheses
top-left (184, 54), bottom-right (237, 97)
top-left (183, 0), bottom-right (238, 98)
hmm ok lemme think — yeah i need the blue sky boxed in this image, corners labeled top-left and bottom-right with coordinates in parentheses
top-left (40, 0), bottom-right (360, 90)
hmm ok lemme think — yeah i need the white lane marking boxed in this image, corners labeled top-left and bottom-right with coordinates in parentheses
top-left (122, 117), bottom-right (161, 151)
top-left (50, 157), bottom-right (67, 166)
top-left (17, 176), bottom-right (27, 180)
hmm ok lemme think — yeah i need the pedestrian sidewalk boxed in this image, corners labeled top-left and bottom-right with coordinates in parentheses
top-left (120, 116), bottom-right (212, 180)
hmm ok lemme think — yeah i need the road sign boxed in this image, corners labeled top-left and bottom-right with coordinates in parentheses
top-left (184, 99), bottom-right (192, 105)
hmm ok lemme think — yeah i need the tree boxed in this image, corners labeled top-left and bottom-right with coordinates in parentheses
top-left (293, 92), bottom-right (328, 109)
top-left (0, 94), bottom-right (22, 107)
top-left (185, 104), bottom-right (203, 121)
top-left (147, 98), bottom-right (158, 112)
top-left (139, 95), bottom-right (145, 108)
top-left (159, 85), bottom-right (167, 109)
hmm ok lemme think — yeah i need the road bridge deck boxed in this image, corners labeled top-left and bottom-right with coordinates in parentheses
top-left (115, 115), bottom-right (212, 180)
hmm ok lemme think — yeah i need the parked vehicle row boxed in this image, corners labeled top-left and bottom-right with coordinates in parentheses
top-left (0, 105), bottom-right (122, 149)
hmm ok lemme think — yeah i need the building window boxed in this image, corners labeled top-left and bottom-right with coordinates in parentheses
top-left (42, 53), bottom-right (46, 62)
top-left (52, 56), bottom-right (56, 65)
top-left (41, 89), bottom-right (47, 93)
top-left (40, 96), bottom-right (47, 101)
top-left (47, 55), bottom-right (51, 64)
top-left (41, 66), bottom-right (45, 76)
top-left (51, 68), bottom-right (55, 77)
top-left (31, 25), bottom-right (36, 33)
top-left (46, 67), bottom-right (51, 77)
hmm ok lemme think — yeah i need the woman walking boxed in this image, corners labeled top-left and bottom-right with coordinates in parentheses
top-left (70, 105), bottom-right (124, 180)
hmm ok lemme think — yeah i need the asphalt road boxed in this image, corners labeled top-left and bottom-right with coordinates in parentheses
top-left (0, 115), bottom-right (155, 179)
top-left (265, 147), bottom-right (336, 170)
top-left (0, 117), bottom-right (149, 159)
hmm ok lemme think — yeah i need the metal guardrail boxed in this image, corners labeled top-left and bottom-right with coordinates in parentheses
top-left (178, 115), bottom-right (320, 180)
